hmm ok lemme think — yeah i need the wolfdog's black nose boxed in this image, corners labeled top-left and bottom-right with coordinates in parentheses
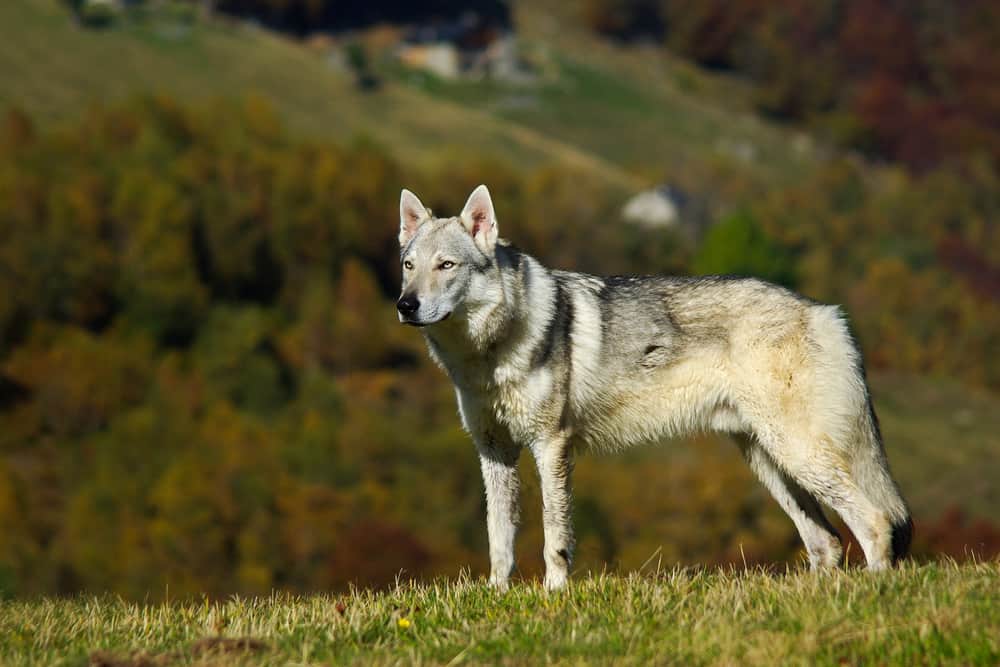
top-left (397, 294), bottom-right (420, 315)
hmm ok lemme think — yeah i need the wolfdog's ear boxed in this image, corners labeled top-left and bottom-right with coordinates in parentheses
top-left (399, 189), bottom-right (431, 246)
top-left (460, 184), bottom-right (498, 254)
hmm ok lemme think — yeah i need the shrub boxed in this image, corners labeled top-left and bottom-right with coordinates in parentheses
top-left (692, 210), bottom-right (797, 287)
top-left (79, 0), bottom-right (119, 28)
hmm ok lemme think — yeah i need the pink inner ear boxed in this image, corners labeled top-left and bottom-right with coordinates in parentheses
top-left (401, 205), bottom-right (425, 239)
top-left (471, 211), bottom-right (490, 237)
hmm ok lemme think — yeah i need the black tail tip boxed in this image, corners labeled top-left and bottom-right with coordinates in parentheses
top-left (891, 516), bottom-right (914, 563)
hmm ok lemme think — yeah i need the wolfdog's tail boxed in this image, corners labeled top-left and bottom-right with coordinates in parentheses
top-left (858, 394), bottom-right (913, 562)
top-left (809, 305), bottom-right (912, 564)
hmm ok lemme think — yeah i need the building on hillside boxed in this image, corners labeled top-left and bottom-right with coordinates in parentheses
top-left (621, 184), bottom-right (710, 237)
top-left (399, 42), bottom-right (462, 79)
top-left (622, 186), bottom-right (684, 229)
top-left (396, 12), bottom-right (530, 81)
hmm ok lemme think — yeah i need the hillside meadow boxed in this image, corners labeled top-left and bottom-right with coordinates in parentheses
top-left (0, 0), bottom-right (639, 189)
top-left (0, 2), bottom-right (998, 664)
top-left (2, 94), bottom-right (998, 600)
top-left (0, 0), bottom-right (998, 606)
top-left (1, 561), bottom-right (997, 666)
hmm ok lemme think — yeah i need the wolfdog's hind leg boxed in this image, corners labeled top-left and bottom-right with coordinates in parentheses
top-left (735, 435), bottom-right (843, 569)
top-left (755, 433), bottom-right (895, 570)
top-left (818, 484), bottom-right (894, 571)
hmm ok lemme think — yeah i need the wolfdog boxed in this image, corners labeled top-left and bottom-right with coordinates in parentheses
top-left (396, 185), bottom-right (912, 590)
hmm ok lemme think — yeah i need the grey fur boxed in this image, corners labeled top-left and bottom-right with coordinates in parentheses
top-left (397, 185), bottom-right (911, 589)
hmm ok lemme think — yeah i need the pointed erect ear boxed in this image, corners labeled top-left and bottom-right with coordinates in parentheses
top-left (460, 184), bottom-right (498, 254)
top-left (399, 189), bottom-right (431, 247)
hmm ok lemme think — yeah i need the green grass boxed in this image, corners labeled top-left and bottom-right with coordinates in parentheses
top-left (2, 562), bottom-right (997, 665)
top-left (383, 1), bottom-right (823, 188)
top-left (388, 51), bottom-right (817, 189)
top-left (0, 0), bottom-right (825, 193)
top-left (0, 0), bottom-right (640, 189)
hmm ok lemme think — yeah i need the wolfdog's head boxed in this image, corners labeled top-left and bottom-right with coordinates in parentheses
top-left (396, 185), bottom-right (501, 327)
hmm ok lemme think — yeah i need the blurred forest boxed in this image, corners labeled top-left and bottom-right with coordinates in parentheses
top-left (582, 0), bottom-right (1000, 170)
top-left (0, 0), bottom-right (998, 598)
top-left (152, 0), bottom-right (1000, 169)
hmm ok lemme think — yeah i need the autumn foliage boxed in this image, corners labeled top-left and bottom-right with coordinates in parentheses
top-left (0, 97), bottom-right (997, 598)
top-left (583, 0), bottom-right (1000, 170)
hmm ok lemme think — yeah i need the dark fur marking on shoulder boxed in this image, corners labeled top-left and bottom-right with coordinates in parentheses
top-left (556, 286), bottom-right (576, 429)
top-left (562, 284), bottom-right (575, 350)
top-left (531, 279), bottom-right (569, 369)
top-left (598, 282), bottom-right (613, 344)
top-left (494, 243), bottom-right (523, 272)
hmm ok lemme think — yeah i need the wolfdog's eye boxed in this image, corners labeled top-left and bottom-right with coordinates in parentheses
top-left (439, 261), bottom-right (455, 270)
top-left (403, 260), bottom-right (413, 270)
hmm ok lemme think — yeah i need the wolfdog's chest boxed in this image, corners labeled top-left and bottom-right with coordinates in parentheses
top-left (451, 358), bottom-right (563, 444)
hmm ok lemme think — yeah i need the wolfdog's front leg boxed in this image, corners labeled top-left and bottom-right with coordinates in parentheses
top-left (530, 435), bottom-right (574, 590)
top-left (478, 440), bottom-right (520, 590)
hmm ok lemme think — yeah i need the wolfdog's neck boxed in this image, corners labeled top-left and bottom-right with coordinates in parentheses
top-left (424, 243), bottom-right (535, 366)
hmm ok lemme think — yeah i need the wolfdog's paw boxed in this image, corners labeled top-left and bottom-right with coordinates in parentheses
top-left (487, 575), bottom-right (510, 592)
top-left (806, 533), bottom-right (844, 570)
top-left (866, 559), bottom-right (892, 573)
top-left (543, 570), bottom-right (569, 592)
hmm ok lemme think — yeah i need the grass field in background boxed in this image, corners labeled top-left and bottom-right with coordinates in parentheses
top-left (390, 1), bottom-right (823, 188)
top-left (0, 0), bottom-right (826, 191)
top-left (2, 561), bottom-right (997, 666)
top-left (0, 0), bottom-right (639, 188)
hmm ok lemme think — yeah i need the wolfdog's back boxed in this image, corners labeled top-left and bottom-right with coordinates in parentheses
top-left (569, 273), bottom-right (859, 450)
top-left (584, 271), bottom-right (907, 535)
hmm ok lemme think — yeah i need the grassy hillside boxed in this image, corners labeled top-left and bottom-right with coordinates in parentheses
top-left (0, 0), bottom-right (824, 192)
top-left (0, 0), bottom-right (635, 187)
top-left (1, 0), bottom-right (997, 598)
top-left (0, 0), bottom-right (639, 189)
top-left (385, 1), bottom-right (822, 187)
top-left (2, 562), bottom-right (997, 665)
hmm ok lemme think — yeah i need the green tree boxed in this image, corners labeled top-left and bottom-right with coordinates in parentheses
top-left (692, 210), bottom-right (797, 287)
